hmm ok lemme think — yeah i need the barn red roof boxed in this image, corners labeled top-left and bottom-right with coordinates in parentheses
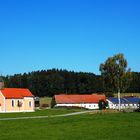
top-left (0, 88), bottom-right (33, 99)
top-left (55, 94), bottom-right (106, 104)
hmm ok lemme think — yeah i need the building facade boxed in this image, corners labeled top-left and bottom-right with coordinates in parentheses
top-left (0, 88), bottom-right (34, 113)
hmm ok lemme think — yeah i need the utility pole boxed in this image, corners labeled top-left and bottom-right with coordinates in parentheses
top-left (118, 88), bottom-right (121, 111)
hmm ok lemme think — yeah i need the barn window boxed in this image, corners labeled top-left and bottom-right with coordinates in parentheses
top-left (12, 100), bottom-right (14, 107)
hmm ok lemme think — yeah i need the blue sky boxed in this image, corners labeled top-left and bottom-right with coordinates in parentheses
top-left (0, 0), bottom-right (140, 75)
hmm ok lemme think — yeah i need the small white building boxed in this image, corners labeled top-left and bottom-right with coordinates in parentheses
top-left (107, 97), bottom-right (140, 110)
top-left (54, 94), bottom-right (106, 110)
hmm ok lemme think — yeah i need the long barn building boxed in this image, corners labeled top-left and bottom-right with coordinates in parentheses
top-left (54, 94), bottom-right (106, 109)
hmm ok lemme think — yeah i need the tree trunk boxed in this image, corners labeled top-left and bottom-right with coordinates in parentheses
top-left (118, 88), bottom-right (121, 111)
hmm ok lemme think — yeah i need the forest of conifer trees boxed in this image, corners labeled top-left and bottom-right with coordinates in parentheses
top-left (2, 69), bottom-right (140, 97)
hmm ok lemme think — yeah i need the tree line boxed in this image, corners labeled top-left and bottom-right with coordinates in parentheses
top-left (2, 68), bottom-right (140, 97)
top-left (3, 69), bottom-right (103, 97)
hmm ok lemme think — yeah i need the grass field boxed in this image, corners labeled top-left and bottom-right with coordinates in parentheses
top-left (40, 97), bottom-right (52, 107)
top-left (0, 110), bottom-right (139, 140)
top-left (0, 108), bottom-right (84, 118)
top-left (114, 93), bottom-right (140, 97)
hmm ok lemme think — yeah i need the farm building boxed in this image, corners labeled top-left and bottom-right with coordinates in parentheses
top-left (34, 96), bottom-right (40, 107)
top-left (54, 94), bottom-right (106, 109)
top-left (107, 97), bottom-right (140, 110)
top-left (0, 88), bottom-right (35, 113)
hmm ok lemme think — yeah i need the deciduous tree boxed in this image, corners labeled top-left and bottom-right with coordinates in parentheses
top-left (100, 53), bottom-right (132, 110)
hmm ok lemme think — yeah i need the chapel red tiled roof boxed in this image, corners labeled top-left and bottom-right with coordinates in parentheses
top-left (55, 94), bottom-right (106, 104)
top-left (0, 88), bottom-right (33, 99)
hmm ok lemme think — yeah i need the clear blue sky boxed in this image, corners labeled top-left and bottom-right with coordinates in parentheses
top-left (0, 0), bottom-right (140, 75)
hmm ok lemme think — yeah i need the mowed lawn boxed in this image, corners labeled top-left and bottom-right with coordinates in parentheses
top-left (0, 108), bottom-right (85, 118)
top-left (0, 111), bottom-right (139, 140)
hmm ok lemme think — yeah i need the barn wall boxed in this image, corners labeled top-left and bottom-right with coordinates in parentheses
top-left (56, 103), bottom-right (99, 109)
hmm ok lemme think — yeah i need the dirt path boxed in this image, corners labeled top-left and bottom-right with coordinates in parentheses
top-left (0, 110), bottom-right (95, 121)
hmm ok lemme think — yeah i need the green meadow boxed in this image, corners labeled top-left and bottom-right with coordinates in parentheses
top-left (0, 108), bottom-right (83, 118)
top-left (0, 110), bottom-right (140, 140)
